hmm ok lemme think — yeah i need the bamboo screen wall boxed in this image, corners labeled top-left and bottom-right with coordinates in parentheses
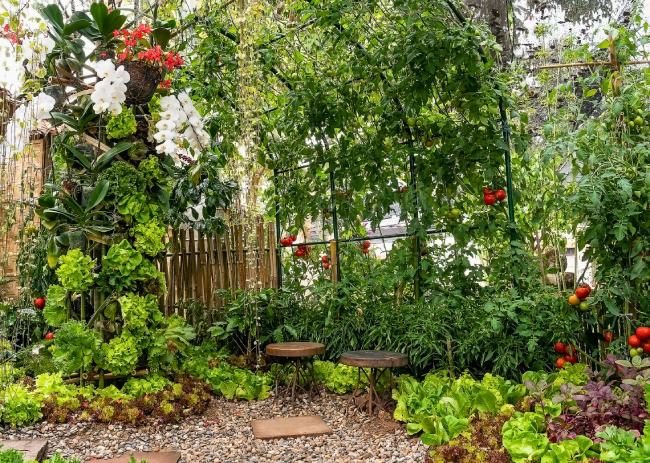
top-left (157, 221), bottom-right (278, 317)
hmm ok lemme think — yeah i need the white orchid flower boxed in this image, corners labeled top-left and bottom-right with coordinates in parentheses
top-left (177, 92), bottom-right (192, 106)
top-left (156, 139), bottom-right (177, 155)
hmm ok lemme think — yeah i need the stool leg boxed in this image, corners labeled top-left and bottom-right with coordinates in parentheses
top-left (369, 368), bottom-right (376, 416)
top-left (346, 367), bottom-right (361, 415)
top-left (291, 358), bottom-right (300, 402)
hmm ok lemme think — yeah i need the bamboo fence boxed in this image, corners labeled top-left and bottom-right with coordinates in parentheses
top-left (157, 220), bottom-right (278, 317)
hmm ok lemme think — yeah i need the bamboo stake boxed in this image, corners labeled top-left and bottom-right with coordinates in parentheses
top-left (189, 230), bottom-right (198, 300)
top-left (179, 228), bottom-right (188, 318)
top-left (330, 240), bottom-right (338, 284)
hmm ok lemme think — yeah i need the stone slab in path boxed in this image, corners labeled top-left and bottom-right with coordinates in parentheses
top-left (0, 439), bottom-right (48, 462)
top-left (88, 452), bottom-right (181, 463)
top-left (252, 415), bottom-right (333, 440)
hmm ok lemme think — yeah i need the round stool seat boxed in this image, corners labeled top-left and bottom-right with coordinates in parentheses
top-left (339, 350), bottom-right (409, 368)
top-left (266, 342), bottom-right (325, 357)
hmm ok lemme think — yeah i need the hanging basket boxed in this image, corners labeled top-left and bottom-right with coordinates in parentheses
top-left (122, 61), bottom-right (162, 106)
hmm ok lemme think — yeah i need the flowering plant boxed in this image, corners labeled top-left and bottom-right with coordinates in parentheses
top-left (90, 60), bottom-right (129, 115)
top-left (113, 24), bottom-right (183, 73)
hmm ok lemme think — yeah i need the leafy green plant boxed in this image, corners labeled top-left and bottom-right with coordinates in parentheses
top-left (56, 249), bottom-right (96, 292)
top-left (139, 156), bottom-right (167, 189)
top-left (98, 240), bottom-right (163, 292)
top-left (597, 422), bottom-right (650, 462)
top-left (122, 374), bottom-right (172, 397)
top-left (0, 384), bottom-right (43, 427)
top-left (148, 315), bottom-right (196, 371)
top-left (96, 330), bottom-right (141, 376)
top-left (393, 371), bottom-right (525, 447)
top-left (98, 161), bottom-right (145, 200)
top-left (52, 320), bottom-right (102, 374)
top-left (118, 194), bottom-right (162, 224)
top-left (43, 285), bottom-right (68, 327)
top-left (129, 219), bottom-right (167, 256)
top-left (106, 108), bottom-right (137, 139)
top-left (119, 293), bottom-right (162, 332)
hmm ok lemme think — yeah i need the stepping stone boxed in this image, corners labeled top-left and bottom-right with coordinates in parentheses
top-left (88, 452), bottom-right (181, 463)
top-left (0, 439), bottom-right (48, 462)
top-left (252, 415), bottom-right (333, 440)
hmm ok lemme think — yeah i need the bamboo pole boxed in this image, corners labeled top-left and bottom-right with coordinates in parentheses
top-left (330, 240), bottom-right (338, 284)
top-left (179, 228), bottom-right (188, 318)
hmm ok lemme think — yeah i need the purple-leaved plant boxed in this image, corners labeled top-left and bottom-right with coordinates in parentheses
top-left (547, 354), bottom-right (650, 443)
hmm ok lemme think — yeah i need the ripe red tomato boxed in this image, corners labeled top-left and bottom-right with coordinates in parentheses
top-left (643, 342), bottom-right (650, 354)
top-left (324, 263), bottom-right (330, 270)
top-left (564, 355), bottom-right (578, 364)
top-left (637, 327), bottom-right (650, 341)
top-left (629, 335), bottom-right (642, 347)
top-left (495, 190), bottom-right (506, 201)
top-left (307, 246), bottom-right (312, 252)
top-left (556, 358), bottom-right (565, 368)
top-left (34, 298), bottom-right (45, 309)
top-left (564, 344), bottom-right (577, 355)
top-left (575, 287), bottom-right (589, 300)
top-left (295, 250), bottom-right (305, 257)
top-left (363, 241), bottom-right (371, 249)
top-left (554, 342), bottom-right (565, 353)
top-left (401, 186), bottom-right (407, 193)
top-left (298, 245), bottom-right (306, 251)
top-left (290, 235), bottom-right (297, 241)
top-left (322, 256), bottom-right (329, 263)
top-left (604, 332), bottom-right (612, 342)
top-left (362, 248), bottom-right (369, 254)
top-left (483, 194), bottom-right (496, 205)
top-left (483, 187), bottom-right (493, 195)
top-left (583, 284), bottom-right (592, 295)
top-left (45, 333), bottom-right (54, 340)
top-left (280, 238), bottom-right (287, 246)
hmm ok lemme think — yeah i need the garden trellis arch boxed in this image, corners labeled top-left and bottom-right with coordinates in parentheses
top-left (263, 0), bottom-right (519, 297)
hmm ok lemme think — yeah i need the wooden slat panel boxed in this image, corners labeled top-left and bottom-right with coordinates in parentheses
top-left (214, 235), bottom-right (225, 306)
top-left (197, 232), bottom-right (207, 306)
top-left (205, 234), bottom-right (215, 313)
top-left (224, 230), bottom-right (234, 297)
top-left (179, 228), bottom-right (187, 318)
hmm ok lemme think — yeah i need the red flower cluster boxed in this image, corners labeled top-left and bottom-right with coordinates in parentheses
top-left (2, 23), bottom-right (23, 44)
top-left (159, 79), bottom-right (171, 89)
top-left (113, 24), bottom-right (182, 72)
top-left (113, 23), bottom-right (152, 46)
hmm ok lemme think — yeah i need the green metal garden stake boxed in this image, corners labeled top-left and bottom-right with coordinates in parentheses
top-left (330, 170), bottom-right (341, 280)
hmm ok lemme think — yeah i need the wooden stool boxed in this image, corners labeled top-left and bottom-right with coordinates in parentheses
top-left (339, 350), bottom-right (409, 415)
top-left (266, 342), bottom-right (325, 402)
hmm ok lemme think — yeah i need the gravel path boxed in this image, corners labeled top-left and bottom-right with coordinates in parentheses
top-left (3, 392), bottom-right (427, 463)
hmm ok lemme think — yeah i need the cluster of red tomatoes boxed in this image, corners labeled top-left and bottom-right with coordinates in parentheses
top-left (294, 244), bottom-right (312, 258)
top-left (280, 235), bottom-right (297, 247)
top-left (359, 240), bottom-right (371, 254)
top-left (628, 327), bottom-right (650, 357)
top-left (568, 284), bottom-right (592, 311)
top-left (554, 343), bottom-right (578, 368)
top-left (34, 297), bottom-right (46, 309)
top-left (483, 187), bottom-right (506, 206)
top-left (321, 255), bottom-right (330, 270)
